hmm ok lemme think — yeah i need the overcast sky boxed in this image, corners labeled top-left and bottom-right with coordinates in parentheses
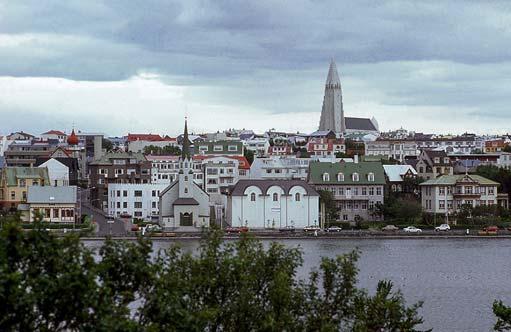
top-left (1, 1), bottom-right (511, 137)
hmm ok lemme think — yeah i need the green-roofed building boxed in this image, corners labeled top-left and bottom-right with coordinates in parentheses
top-left (0, 167), bottom-right (50, 210)
top-left (419, 174), bottom-right (499, 216)
top-left (308, 161), bottom-right (385, 222)
top-left (194, 140), bottom-right (244, 156)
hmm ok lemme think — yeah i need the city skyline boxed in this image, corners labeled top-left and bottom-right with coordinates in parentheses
top-left (2, 1), bottom-right (511, 136)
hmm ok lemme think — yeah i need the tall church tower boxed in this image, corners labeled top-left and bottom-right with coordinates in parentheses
top-left (318, 59), bottom-right (346, 135)
top-left (178, 118), bottom-right (194, 198)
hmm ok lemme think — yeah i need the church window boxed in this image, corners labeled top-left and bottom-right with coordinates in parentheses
top-left (273, 193), bottom-right (279, 201)
top-left (250, 193), bottom-right (256, 201)
top-left (295, 193), bottom-right (301, 201)
top-left (184, 188), bottom-right (188, 194)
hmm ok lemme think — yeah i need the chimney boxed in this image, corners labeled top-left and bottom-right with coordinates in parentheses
top-left (354, 155), bottom-right (359, 163)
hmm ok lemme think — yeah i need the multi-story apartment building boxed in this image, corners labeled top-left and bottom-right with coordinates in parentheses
top-left (414, 134), bottom-right (484, 154)
top-left (4, 140), bottom-right (55, 167)
top-left (420, 174), bottom-right (499, 217)
top-left (413, 150), bottom-right (453, 180)
top-left (308, 161), bottom-right (385, 222)
top-left (243, 137), bottom-right (270, 157)
top-left (365, 138), bottom-right (419, 162)
top-left (194, 140), bottom-right (244, 156)
top-left (88, 152), bottom-right (151, 211)
top-left (107, 183), bottom-right (168, 220)
top-left (484, 139), bottom-right (507, 153)
top-left (147, 155), bottom-right (203, 186)
top-left (0, 167), bottom-right (50, 210)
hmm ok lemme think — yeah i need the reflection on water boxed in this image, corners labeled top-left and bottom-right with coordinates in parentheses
top-left (83, 238), bottom-right (511, 332)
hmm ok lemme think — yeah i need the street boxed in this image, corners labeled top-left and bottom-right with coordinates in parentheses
top-left (79, 188), bottom-right (127, 236)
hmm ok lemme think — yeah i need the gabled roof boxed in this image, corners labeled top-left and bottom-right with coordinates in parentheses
top-left (2, 167), bottom-right (50, 186)
top-left (419, 174), bottom-right (499, 186)
top-left (308, 161), bottom-right (386, 185)
top-left (383, 165), bottom-right (418, 182)
top-left (42, 130), bottom-right (66, 136)
top-left (27, 186), bottom-right (77, 204)
top-left (345, 117), bottom-right (377, 131)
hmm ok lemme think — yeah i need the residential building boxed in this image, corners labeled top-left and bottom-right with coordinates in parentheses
top-left (414, 134), bottom-right (483, 154)
top-left (226, 179), bottom-right (320, 229)
top-left (127, 133), bottom-right (177, 153)
top-left (382, 164), bottom-right (418, 193)
top-left (308, 161), bottom-right (386, 222)
top-left (306, 137), bottom-right (346, 157)
top-left (35, 158), bottom-right (71, 186)
top-left (243, 137), bottom-right (270, 157)
top-left (159, 120), bottom-right (210, 230)
top-left (7, 131), bottom-right (35, 141)
top-left (88, 152), bottom-right (151, 211)
top-left (21, 186), bottom-right (78, 223)
top-left (365, 138), bottom-right (419, 162)
top-left (4, 140), bottom-right (54, 167)
top-left (414, 150), bottom-right (453, 180)
top-left (420, 174), bottom-right (499, 217)
top-left (484, 139), bottom-right (507, 153)
top-left (194, 140), bottom-right (244, 156)
top-left (148, 155), bottom-right (203, 186)
top-left (40, 130), bottom-right (67, 142)
top-left (0, 167), bottom-right (50, 211)
top-left (108, 183), bottom-right (167, 220)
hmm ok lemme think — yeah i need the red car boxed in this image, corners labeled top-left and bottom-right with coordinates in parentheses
top-left (225, 227), bottom-right (249, 234)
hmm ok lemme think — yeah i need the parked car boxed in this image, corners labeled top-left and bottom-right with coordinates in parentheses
top-left (303, 226), bottom-right (322, 233)
top-left (131, 225), bottom-right (140, 232)
top-left (279, 226), bottom-right (296, 233)
top-left (435, 224), bottom-right (451, 232)
top-left (225, 227), bottom-right (249, 234)
top-left (145, 224), bottom-right (162, 232)
top-left (325, 226), bottom-right (342, 232)
top-left (403, 226), bottom-right (422, 233)
top-left (119, 213), bottom-right (132, 219)
top-left (478, 226), bottom-right (499, 236)
top-left (382, 225), bottom-right (399, 232)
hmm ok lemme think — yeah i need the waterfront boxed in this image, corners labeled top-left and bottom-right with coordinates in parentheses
top-left (83, 238), bottom-right (511, 331)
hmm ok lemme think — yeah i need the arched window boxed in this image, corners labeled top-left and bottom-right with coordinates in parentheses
top-left (322, 173), bottom-right (330, 181)
top-left (273, 193), bottom-right (279, 201)
top-left (368, 172), bottom-right (375, 182)
top-left (352, 173), bottom-right (359, 181)
top-left (184, 188), bottom-right (188, 194)
top-left (295, 193), bottom-right (301, 201)
top-left (250, 193), bottom-right (256, 201)
top-left (337, 173), bottom-right (344, 181)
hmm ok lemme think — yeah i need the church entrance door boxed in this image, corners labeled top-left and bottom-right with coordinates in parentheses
top-left (180, 212), bottom-right (193, 226)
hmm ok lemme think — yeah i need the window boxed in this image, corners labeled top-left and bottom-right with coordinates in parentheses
top-left (338, 187), bottom-right (344, 195)
top-left (45, 208), bottom-right (51, 218)
top-left (184, 188), bottom-right (188, 194)
top-left (134, 202), bottom-right (142, 209)
top-left (273, 193), bottom-right (279, 201)
top-left (228, 145), bottom-right (238, 152)
top-left (152, 190), bottom-right (157, 197)
top-left (199, 146), bottom-right (208, 152)
top-left (53, 209), bottom-right (59, 218)
top-left (353, 188), bottom-right (359, 195)
top-left (489, 187), bottom-right (495, 195)
top-left (368, 187), bottom-right (374, 196)
top-left (322, 173), bottom-right (330, 181)
top-left (10, 191), bottom-right (15, 200)
top-left (214, 145), bottom-right (223, 152)
top-left (295, 193), bottom-right (301, 201)
top-left (376, 187), bottom-right (382, 195)
top-left (447, 200), bottom-right (453, 209)
top-left (19, 179), bottom-right (26, 187)
top-left (117, 202), bottom-right (120, 208)
top-left (123, 190), bottom-right (128, 197)
top-left (439, 201), bottom-right (445, 210)
top-left (251, 193), bottom-right (256, 201)
top-left (134, 190), bottom-right (142, 197)
top-left (352, 173), bottom-right (359, 181)
top-left (337, 173), bottom-right (344, 181)
top-left (152, 201), bottom-right (157, 208)
top-left (116, 190), bottom-right (121, 197)
top-left (439, 187), bottom-right (445, 195)
top-left (362, 187), bottom-right (367, 195)
top-left (367, 173), bottom-right (375, 182)
top-left (123, 202), bottom-right (128, 208)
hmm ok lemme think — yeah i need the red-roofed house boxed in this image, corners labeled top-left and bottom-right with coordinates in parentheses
top-left (40, 130), bottom-right (67, 143)
top-left (127, 134), bottom-right (178, 153)
top-left (307, 137), bottom-right (346, 156)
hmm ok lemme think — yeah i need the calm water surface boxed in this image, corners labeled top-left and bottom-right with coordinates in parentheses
top-left (83, 238), bottom-right (511, 331)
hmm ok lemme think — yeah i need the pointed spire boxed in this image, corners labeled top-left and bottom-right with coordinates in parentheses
top-left (181, 117), bottom-right (190, 160)
top-left (326, 59), bottom-right (341, 87)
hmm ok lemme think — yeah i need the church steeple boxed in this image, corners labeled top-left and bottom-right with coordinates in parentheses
top-left (181, 117), bottom-right (190, 160)
top-left (319, 59), bottom-right (346, 135)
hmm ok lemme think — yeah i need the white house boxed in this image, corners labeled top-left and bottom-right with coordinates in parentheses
top-left (23, 186), bottom-right (77, 222)
top-left (226, 179), bottom-right (320, 229)
top-left (108, 183), bottom-right (168, 220)
top-left (37, 158), bottom-right (70, 186)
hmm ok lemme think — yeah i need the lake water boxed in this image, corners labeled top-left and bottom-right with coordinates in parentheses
top-left (83, 238), bottom-right (511, 331)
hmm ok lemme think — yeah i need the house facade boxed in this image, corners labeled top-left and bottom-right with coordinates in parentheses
top-left (414, 150), bottom-right (453, 180)
top-left (226, 179), bottom-right (320, 229)
top-left (23, 186), bottom-right (78, 222)
top-left (0, 167), bottom-right (50, 210)
top-left (365, 139), bottom-right (419, 162)
top-left (108, 183), bottom-right (168, 220)
top-left (308, 161), bottom-right (386, 222)
top-left (420, 174), bottom-right (499, 216)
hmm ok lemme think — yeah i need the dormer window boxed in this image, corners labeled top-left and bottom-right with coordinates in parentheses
top-left (444, 158), bottom-right (449, 163)
top-left (434, 157), bottom-right (440, 163)
top-left (322, 173), bottom-right (330, 181)
top-left (352, 173), bottom-right (359, 182)
top-left (337, 173), bottom-right (344, 181)
top-left (368, 173), bottom-right (375, 182)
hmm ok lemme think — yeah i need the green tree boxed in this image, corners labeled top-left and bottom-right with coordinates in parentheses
top-left (243, 148), bottom-right (254, 165)
top-left (494, 300), bottom-right (511, 331)
top-left (143, 145), bottom-right (181, 156)
top-left (317, 189), bottom-right (338, 226)
top-left (102, 138), bottom-right (113, 152)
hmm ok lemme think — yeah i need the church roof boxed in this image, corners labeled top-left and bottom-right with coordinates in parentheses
top-left (326, 60), bottom-right (341, 86)
top-left (173, 198), bottom-right (199, 205)
top-left (230, 179), bottom-right (319, 196)
top-left (345, 117), bottom-right (377, 131)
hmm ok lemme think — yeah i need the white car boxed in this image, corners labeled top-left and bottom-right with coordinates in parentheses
top-left (325, 226), bottom-right (342, 232)
top-left (435, 224), bottom-right (451, 232)
top-left (403, 226), bottom-right (422, 233)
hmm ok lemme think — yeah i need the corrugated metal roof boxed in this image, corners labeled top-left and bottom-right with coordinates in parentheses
top-left (308, 161), bottom-right (386, 185)
top-left (3, 167), bottom-right (50, 186)
top-left (27, 186), bottom-right (77, 204)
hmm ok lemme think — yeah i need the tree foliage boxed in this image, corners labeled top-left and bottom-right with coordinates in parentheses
top-left (0, 222), bottom-right (427, 331)
top-left (494, 300), bottom-right (511, 331)
top-left (243, 148), bottom-right (255, 164)
top-left (143, 145), bottom-right (182, 156)
top-left (476, 165), bottom-right (511, 194)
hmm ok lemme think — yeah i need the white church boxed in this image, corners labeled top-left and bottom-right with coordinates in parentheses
top-left (158, 120), bottom-right (210, 230)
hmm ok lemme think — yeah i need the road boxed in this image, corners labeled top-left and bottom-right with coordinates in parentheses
top-left (79, 188), bottom-right (127, 236)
